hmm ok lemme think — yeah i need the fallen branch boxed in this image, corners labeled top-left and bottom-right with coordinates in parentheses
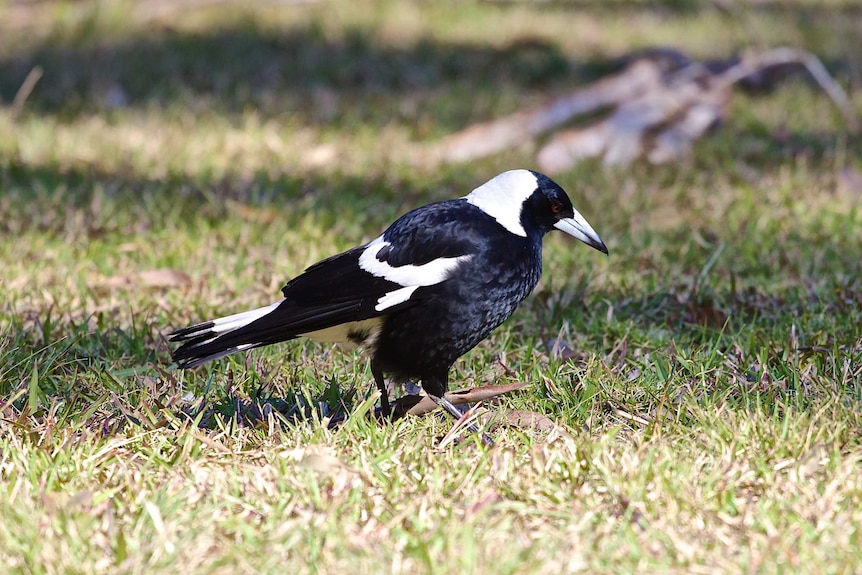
top-left (427, 47), bottom-right (857, 173)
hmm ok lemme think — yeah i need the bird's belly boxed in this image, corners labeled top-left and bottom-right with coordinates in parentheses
top-left (301, 318), bottom-right (384, 350)
top-left (373, 275), bottom-right (536, 380)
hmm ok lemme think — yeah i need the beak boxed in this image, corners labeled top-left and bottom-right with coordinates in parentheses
top-left (554, 210), bottom-right (608, 255)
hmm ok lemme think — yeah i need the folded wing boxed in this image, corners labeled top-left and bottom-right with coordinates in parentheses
top-left (171, 201), bottom-right (482, 368)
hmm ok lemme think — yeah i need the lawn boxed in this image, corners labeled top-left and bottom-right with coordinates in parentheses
top-left (1, 1), bottom-right (861, 573)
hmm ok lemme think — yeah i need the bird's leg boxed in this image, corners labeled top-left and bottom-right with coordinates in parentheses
top-left (432, 394), bottom-right (469, 420)
top-left (371, 360), bottom-right (391, 419)
top-left (428, 395), bottom-right (495, 446)
top-left (425, 374), bottom-right (494, 446)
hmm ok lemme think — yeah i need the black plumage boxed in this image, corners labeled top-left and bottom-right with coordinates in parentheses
top-left (170, 169), bottom-right (607, 420)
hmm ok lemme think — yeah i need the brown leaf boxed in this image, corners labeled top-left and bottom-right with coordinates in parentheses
top-left (391, 394), bottom-right (430, 418)
top-left (95, 268), bottom-right (192, 289)
top-left (226, 200), bottom-right (278, 224)
top-left (447, 381), bottom-right (530, 403)
top-left (390, 382), bottom-right (530, 419)
top-left (138, 269), bottom-right (192, 288)
top-left (500, 410), bottom-right (556, 432)
top-left (467, 492), bottom-right (500, 518)
top-left (684, 297), bottom-right (728, 328)
top-left (837, 167), bottom-right (862, 197)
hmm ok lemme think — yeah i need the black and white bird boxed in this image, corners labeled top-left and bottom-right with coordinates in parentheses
top-left (170, 169), bottom-right (607, 423)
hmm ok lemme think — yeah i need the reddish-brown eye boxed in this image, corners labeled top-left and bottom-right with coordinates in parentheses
top-left (551, 204), bottom-right (563, 214)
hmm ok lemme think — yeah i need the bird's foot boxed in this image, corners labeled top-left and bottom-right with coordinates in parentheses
top-left (431, 395), bottom-right (495, 447)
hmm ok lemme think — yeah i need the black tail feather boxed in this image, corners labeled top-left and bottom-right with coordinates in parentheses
top-left (170, 299), bottom-right (365, 368)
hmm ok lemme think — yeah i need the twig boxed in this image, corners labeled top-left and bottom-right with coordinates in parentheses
top-left (718, 47), bottom-right (859, 133)
top-left (11, 66), bottom-right (43, 117)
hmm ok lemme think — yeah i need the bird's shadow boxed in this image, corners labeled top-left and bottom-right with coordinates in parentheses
top-left (96, 360), bottom-right (378, 436)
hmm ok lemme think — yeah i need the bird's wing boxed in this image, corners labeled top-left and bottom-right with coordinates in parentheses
top-left (372, 199), bottom-right (483, 266)
top-left (172, 200), bottom-right (488, 367)
top-left (283, 199), bottom-right (485, 308)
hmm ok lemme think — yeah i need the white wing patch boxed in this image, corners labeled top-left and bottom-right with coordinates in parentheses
top-left (375, 285), bottom-right (420, 311)
top-left (464, 169), bottom-right (539, 237)
top-left (358, 236), bottom-right (471, 287)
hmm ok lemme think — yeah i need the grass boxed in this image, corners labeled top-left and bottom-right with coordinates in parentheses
top-left (2, 0), bottom-right (862, 573)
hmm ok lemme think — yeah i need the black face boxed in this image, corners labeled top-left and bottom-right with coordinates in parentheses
top-left (521, 171), bottom-right (576, 234)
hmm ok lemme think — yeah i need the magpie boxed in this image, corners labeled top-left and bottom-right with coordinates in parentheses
top-left (170, 169), bottom-right (607, 426)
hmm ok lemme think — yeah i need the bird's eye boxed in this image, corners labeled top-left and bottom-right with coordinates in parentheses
top-left (551, 203), bottom-right (563, 214)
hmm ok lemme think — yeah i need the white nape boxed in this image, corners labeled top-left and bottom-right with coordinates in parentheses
top-left (464, 169), bottom-right (538, 237)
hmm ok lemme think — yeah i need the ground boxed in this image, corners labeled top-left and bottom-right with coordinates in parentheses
top-left (1, 1), bottom-right (861, 573)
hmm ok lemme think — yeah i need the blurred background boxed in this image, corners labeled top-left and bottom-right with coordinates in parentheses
top-left (2, 3), bottom-right (862, 572)
top-left (0, 0), bottom-right (862, 356)
top-left (1, 0), bottom-right (860, 402)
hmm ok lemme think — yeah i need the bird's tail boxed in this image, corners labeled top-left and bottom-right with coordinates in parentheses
top-left (170, 302), bottom-right (287, 368)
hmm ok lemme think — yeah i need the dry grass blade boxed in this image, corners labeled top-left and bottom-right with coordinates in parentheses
top-left (11, 66), bottom-right (43, 116)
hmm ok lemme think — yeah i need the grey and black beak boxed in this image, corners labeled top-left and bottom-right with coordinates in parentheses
top-left (553, 209), bottom-right (608, 254)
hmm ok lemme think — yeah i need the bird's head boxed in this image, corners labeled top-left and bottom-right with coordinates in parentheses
top-left (466, 169), bottom-right (608, 254)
